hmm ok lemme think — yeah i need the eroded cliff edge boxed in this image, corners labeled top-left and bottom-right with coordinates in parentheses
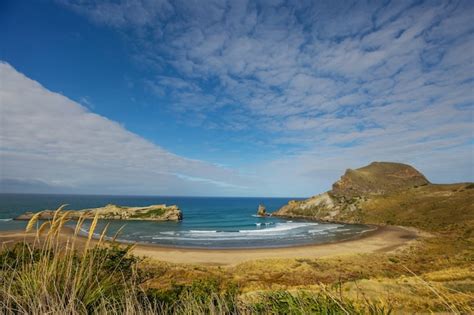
top-left (15, 204), bottom-right (183, 222)
top-left (273, 162), bottom-right (474, 231)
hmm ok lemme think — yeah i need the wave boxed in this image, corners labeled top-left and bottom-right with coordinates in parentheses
top-left (71, 216), bottom-right (367, 249)
top-left (255, 222), bottom-right (274, 227)
top-left (0, 218), bottom-right (13, 222)
top-left (158, 222), bottom-right (327, 239)
top-left (239, 222), bottom-right (320, 234)
top-left (148, 222), bottom-right (324, 240)
top-left (308, 226), bottom-right (340, 234)
top-left (78, 227), bottom-right (102, 239)
top-left (158, 222), bottom-right (322, 238)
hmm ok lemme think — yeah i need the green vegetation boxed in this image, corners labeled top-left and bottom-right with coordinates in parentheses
top-left (246, 290), bottom-right (391, 314)
top-left (464, 183), bottom-right (474, 189)
top-left (131, 208), bottom-right (166, 218)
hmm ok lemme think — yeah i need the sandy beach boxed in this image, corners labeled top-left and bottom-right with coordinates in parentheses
top-left (0, 225), bottom-right (419, 266)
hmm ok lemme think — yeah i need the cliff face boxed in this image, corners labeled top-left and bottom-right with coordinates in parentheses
top-left (273, 162), bottom-right (432, 223)
top-left (15, 204), bottom-right (183, 222)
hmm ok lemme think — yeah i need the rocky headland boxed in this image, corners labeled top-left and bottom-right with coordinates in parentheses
top-left (15, 204), bottom-right (183, 222)
top-left (273, 161), bottom-right (473, 230)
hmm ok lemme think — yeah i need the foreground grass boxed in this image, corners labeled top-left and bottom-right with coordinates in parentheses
top-left (0, 207), bottom-right (393, 314)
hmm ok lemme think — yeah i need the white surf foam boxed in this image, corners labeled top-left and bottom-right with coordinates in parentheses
top-left (238, 222), bottom-right (319, 234)
top-left (0, 218), bottom-right (12, 222)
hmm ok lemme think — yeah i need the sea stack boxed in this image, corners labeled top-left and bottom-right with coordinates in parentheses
top-left (257, 204), bottom-right (267, 217)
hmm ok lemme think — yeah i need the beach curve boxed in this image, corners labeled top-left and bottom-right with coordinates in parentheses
top-left (0, 225), bottom-right (420, 266)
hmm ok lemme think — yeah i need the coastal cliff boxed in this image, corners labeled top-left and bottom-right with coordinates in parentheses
top-left (273, 162), bottom-right (474, 231)
top-left (15, 204), bottom-right (183, 222)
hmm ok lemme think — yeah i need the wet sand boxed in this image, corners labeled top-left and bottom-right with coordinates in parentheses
top-left (0, 225), bottom-right (419, 266)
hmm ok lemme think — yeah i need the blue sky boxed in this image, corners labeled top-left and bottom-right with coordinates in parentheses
top-left (0, 0), bottom-right (473, 197)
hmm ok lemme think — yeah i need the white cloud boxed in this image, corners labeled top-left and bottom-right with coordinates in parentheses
top-left (14, 0), bottom-right (474, 195)
top-left (0, 62), bottom-right (254, 195)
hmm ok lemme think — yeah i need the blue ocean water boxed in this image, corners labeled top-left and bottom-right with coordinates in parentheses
top-left (0, 194), bottom-right (371, 248)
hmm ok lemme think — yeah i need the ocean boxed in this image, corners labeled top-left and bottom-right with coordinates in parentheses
top-left (0, 193), bottom-right (371, 248)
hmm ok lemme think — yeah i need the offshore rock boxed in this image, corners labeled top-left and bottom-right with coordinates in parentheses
top-left (15, 204), bottom-right (183, 222)
top-left (256, 204), bottom-right (268, 217)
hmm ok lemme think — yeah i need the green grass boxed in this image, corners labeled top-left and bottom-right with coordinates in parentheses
top-left (130, 208), bottom-right (166, 218)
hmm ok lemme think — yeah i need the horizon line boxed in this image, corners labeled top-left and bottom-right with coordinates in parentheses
top-left (0, 192), bottom-right (309, 199)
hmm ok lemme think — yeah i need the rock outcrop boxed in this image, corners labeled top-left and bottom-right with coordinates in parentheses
top-left (15, 204), bottom-right (183, 222)
top-left (273, 162), bottom-right (430, 222)
top-left (256, 204), bottom-right (268, 217)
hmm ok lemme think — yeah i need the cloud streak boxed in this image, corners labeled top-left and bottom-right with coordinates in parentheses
top-left (0, 62), bottom-right (253, 195)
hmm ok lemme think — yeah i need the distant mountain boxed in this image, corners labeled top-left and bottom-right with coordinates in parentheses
top-left (273, 162), bottom-right (473, 232)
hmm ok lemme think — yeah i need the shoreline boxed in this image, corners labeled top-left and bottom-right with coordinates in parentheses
top-left (107, 224), bottom-right (381, 251)
top-left (0, 224), bottom-right (420, 266)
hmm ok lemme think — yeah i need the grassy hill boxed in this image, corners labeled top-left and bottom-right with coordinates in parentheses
top-left (273, 162), bottom-right (474, 233)
top-left (332, 161), bottom-right (430, 197)
top-left (357, 183), bottom-right (474, 233)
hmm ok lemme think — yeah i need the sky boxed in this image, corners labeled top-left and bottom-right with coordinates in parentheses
top-left (0, 0), bottom-right (473, 197)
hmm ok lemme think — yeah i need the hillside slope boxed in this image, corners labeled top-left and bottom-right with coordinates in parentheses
top-left (273, 162), bottom-right (474, 232)
top-left (331, 161), bottom-right (429, 197)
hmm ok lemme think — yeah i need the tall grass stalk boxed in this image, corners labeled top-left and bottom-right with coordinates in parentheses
top-left (0, 205), bottom-right (155, 314)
